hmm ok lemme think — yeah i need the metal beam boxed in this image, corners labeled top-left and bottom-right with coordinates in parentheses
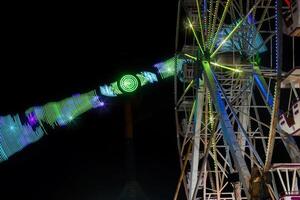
top-left (201, 61), bottom-right (251, 199)
top-left (189, 80), bottom-right (205, 200)
top-left (253, 67), bottom-right (300, 164)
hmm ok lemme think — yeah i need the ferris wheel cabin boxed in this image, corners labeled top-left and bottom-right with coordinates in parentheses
top-left (271, 163), bottom-right (300, 200)
top-left (283, 0), bottom-right (300, 37)
top-left (279, 68), bottom-right (300, 136)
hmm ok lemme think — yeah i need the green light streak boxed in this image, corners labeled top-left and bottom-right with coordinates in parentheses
top-left (37, 91), bottom-right (97, 127)
top-left (207, 91), bottom-right (214, 130)
top-left (184, 53), bottom-right (197, 60)
top-left (136, 74), bottom-right (147, 86)
top-left (195, 0), bottom-right (205, 46)
top-left (189, 100), bottom-right (196, 123)
top-left (155, 57), bottom-right (180, 79)
top-left (210, 0), bottom-right (220, 37)
top-left (210, 19), bottom-right (243, 58)
top-left (210, 62), bottom-right (242, 73)
top-left (111, 81), bottom-right (123, 95)
top-left (209, 0), bottom-right (220, 47)
top-left (119, 74), bottom-right (139, 93)
top-left (209, 0), bottom-right (233, 53)
top-left (207, 0), bottom-right (214, 43)
top-left (210, 0), bottom-right (263, 58)
top-left (187, 17), bottom-right (204, 55)
top-left (184, 54), bottom-right (241, 73)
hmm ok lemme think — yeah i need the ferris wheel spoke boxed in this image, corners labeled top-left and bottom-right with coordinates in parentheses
top-left (210, 62), bottom-right (242, 72)
top-left (210, 0), bottom-right (264, 59)
top-left (256, 0), bottom-right (272, 33)
top-left (251, 95), bottom-right (268, 152)
top-left (264, 0), bottom-right (282, 167)
top-left (264, 81), bottom-right (281, 171)
top-left (173, 142), bottom-right (192, 200)
top-left (211, 0), bottom-right (220, 33)
top-left (209, 0), bottom-right (220, 46)
top-left (208, 151), bottom-right (229, 175)
top-left (195, 0), bottom-right (205, 47)
top-left (207, 0), bottom-right (214, 46)
top-left (214, 69), bottom-right (264, 167)
top-left (180, 99), bottom-right (196, 156)
top-left (188, 17), bottom-right (204, 55)
top-left (191, 121), bottom-right (218, 200)
top-left (184, 53), bottom-right (242, 72)
top-left (238, 0), bottom-right (244, 16)
top-left (209, 0), bottom-right (233, 53)
top-left (201, 60), bottom-right (251, 198)
top-left (246, 0), bottom-right (250, 14)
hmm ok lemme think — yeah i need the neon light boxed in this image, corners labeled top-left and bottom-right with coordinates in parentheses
top-left (214, 20), bottom-right (267, 56)
top-left (154, 57), bottom-right (185, 79)
top-left (100, 85), bottom-right (117, 97)
top-left (35, 91), bottom-right (99, 127)
top-left (211, 20), bottom-right (244, 58)
top-left (27, 112), bottom-right (38, 126)
top-left (187, 17), bottom-right (204, 55)
top-left (0, 90), bottom-right (101, 161)
top-left (210, 0), bottom-right (263, 58)
top-left (142, 72), bottom-right (158, 83)
top-left (209, 0), bottom-right (233, 52)
top-left (111, 81), bottom-right (123, 95)
top-left (184, 54), bottom-right (197, 60)
top-left (183, 55), bottom-right (241, 72)
top-left (119, 75), bottom-right (139, 93)
top-left (90, 96), bottom-right (104, 108)
top-left (0, 58), bottom-right (177, 162)
top-left (210, 62), bottom-right (242, 73)
top-left (195, 0), bottom-right (205, 45)
top-left (208, 91), bottom-right (214, 130)
top-left (99, 101), bottom-right (105, 107)
top-left (136, 72), bottom-right (158, 86)
top-left (0, 115), bottom-right (44, 161)
top-left (136, 74), bottom-right (147, 86)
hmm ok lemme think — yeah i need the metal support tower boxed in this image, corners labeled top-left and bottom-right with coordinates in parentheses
top-left (174, 0), bottom-right (300, 199)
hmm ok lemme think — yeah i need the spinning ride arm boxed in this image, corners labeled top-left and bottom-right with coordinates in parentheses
top-left (0, 57), bottom-right (183, 163)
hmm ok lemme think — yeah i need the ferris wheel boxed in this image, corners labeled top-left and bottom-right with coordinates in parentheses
top-left (173, 0), bottom-right (300, 199)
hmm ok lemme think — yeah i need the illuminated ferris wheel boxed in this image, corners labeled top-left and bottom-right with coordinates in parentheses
top-left (173, 0), bottom-right (300, 199)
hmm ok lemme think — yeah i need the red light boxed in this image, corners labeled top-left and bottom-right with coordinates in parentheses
top-left (284, 0), bottom-right (291, 8)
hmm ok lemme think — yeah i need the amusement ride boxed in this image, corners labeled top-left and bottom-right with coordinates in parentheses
top-left (0, 0), bottom-right (300, 199)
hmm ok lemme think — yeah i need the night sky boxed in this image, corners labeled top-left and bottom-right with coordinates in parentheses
top-left (0, 1), bottom-right (180, 200)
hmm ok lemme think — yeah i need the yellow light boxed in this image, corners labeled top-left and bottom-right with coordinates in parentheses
top-left (210, 62), bottom-right (242, 73)
top-left (183, 55), bottom-right (241, 73)
top-left (187, 17), bottom-right (204, 55)
top-left (184, 53), bottom-right (197, 60)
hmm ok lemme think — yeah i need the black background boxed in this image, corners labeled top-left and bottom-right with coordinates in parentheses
top-left (0, 1), bottom-right (180, 200)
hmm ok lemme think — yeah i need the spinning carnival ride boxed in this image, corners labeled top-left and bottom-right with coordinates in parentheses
top-left (173, 0), bottom-right (300, 199)
top-left (0, 0), bottom-right (300, 200)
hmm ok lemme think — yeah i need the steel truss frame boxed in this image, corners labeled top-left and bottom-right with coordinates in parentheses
top-left (174, 0), bottom-right (300, 199)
